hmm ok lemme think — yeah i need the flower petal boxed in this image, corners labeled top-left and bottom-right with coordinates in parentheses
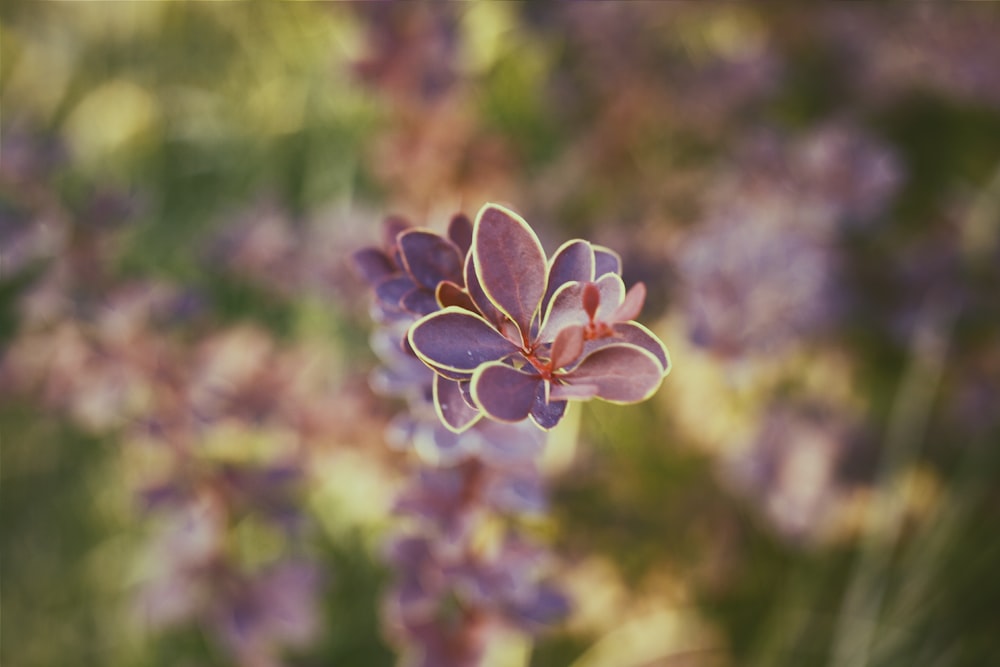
top-left (433, 375), bottom-right (482, 433)
top-left (398, 230), bottom-right (464, 290)
top-left (564, 343), bottom-right (664, 403)
top-left (408, 307), bottom-right (519, 372)
top-left (471, 361), bottom-right (542, 423)
top-left (542, 240), bottom-right (594, 316)
top-left (472, 203), bottom-right (547, 339)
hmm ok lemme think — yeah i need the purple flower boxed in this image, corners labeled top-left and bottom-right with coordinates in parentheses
top-left (405, 203), bottom-right (670, 430)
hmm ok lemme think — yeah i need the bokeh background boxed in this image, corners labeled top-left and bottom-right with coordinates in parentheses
top-left (3, 3), bottom-right (1000, 666)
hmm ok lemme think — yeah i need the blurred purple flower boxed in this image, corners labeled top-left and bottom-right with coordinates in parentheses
top-left (679, 122), bottom-right (901, 356)
top-left (212, 561), bottom-right (322, 667)
top-left (384, 530), bottom-right (568, 667)
top-left (723, 402), bottom-right (872, 543)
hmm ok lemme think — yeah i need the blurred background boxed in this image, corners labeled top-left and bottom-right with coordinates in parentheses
top-left (2, 3), bottom-right (1000, 666)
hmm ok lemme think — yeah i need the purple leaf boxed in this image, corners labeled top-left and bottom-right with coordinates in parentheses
top-left (458, 379), bottom-right (476, 408)
top-left (400, 288), bottom-right (439, 316)
top-left (549, 383), bottom-right (599, 400)
top-left (465, 251), bottom-right (505, 326)
top-left (413, 423), bottom-right (474, 465)
top-left (530, 384), bottom-right (568, 430)
top-left (408, 307), bottom-right (518, 372)
top-left (612, 321), bottom-right (671, 372)
top-left (565, 343), bottom-right (664, 403)
top-left (472, 204), bottom-right (547, 340)
top-left (352, 248), bottom-right (396, 286)
top-left (420, 360), bottom-right (474, 382)
top-left (537, 281), bottom-right (588, 341)
top-left (549, 324), bottom-right (585, 370)
top-left (537, 274), bottom-right (625, 342)
top-left (433, 375), bottom-right (481, 433)
top-left (593, 244), bottom-right (622, 277)
top-left (592, 273), bottom-right (626, 320)
top-left (398, 230), bottom-right (463, 290)
top-left (542, 240), bottom-right (594, 315)
top-left (447, 213), bottom-right (473, 257)
top-left (471, 362), bottom-right (542, 422)
top-left (375, 275), bottom-right (414, 308)
top-left (435, 280), bottom-right (477, 312)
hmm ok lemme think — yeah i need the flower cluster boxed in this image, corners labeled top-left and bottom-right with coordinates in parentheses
top-left (355, 203), bottom-right (671, 432)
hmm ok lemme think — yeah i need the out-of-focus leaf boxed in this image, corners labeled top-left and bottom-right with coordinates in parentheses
top-left (375, 275), bottom-right (412, 308)
top-left (447, 213), bottom-right (473, 257)
top-left (398, 230), bottom-right (463, 290)
top-left (433, 375), bottom-right (481, 433)
top-left (400, 288), bottom-right (439, 316)
top-left (476, 420), bottom-right (546, 467)
top-left (352, 248), bottom-right (396, 286)
top-left (382, 216), bottom-right (411, 248)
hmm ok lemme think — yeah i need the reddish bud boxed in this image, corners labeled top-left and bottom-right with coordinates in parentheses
top-left (582, 282), bottom-right (601, 322)
top-left (549, 325), bottom-right (585, 370)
